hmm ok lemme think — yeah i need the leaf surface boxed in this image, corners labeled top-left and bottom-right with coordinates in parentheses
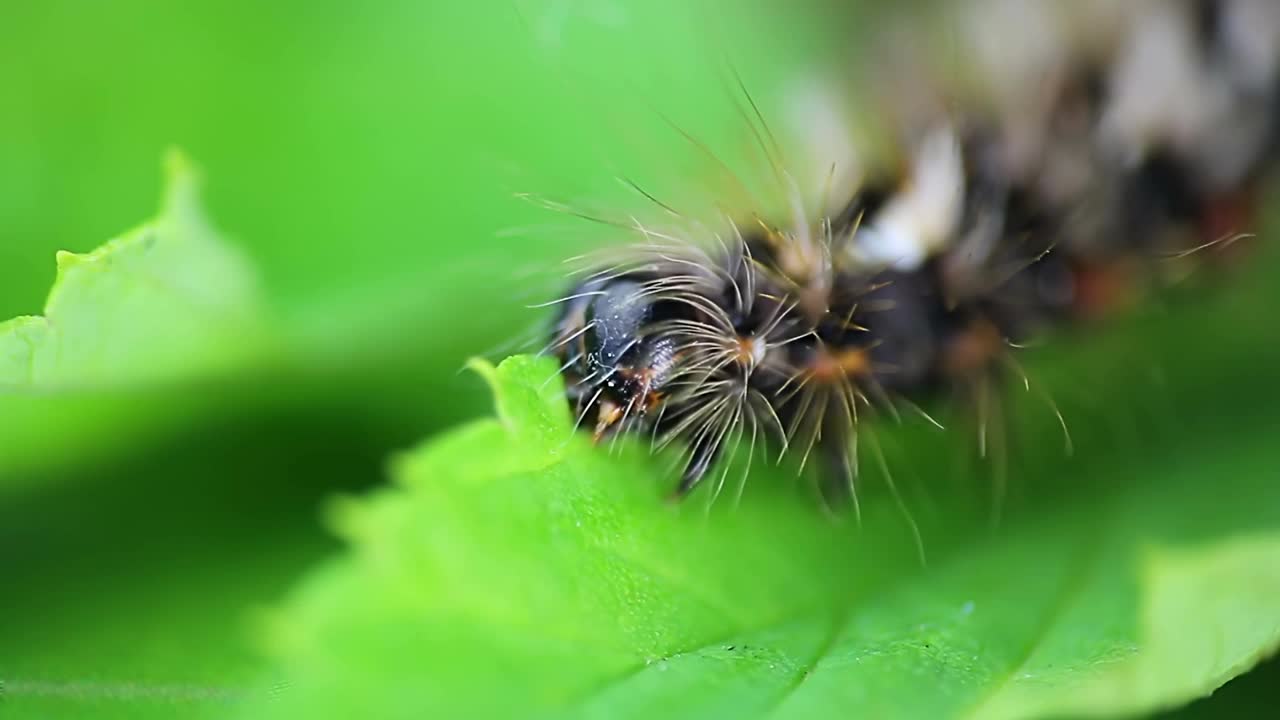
top-left (241, 355), bottom-right (1280, 720)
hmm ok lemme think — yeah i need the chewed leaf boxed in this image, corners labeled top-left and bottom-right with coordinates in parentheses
top-left (241, 354), bottom-right (1280, 720)
top-left (0, 150), bottom-right (269, 389)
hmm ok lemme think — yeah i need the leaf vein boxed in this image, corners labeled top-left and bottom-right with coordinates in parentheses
top-left (961, 532), bottom-right (1108, 720)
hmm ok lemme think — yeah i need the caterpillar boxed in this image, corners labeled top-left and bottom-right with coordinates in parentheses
top-left (542, 0), bottom-right (1280, 505)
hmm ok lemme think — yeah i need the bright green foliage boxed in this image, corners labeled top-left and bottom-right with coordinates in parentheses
top-left (0, 151), bottom-right (268, 388)
top-left (0, 153), bottom-right (281, 482)
top-left (240, 356), bottom-right (1280, 720)
top-left (2, 3), bottom-right (1278, 718)
top-left (987, 536), bottom-right (1280, 718)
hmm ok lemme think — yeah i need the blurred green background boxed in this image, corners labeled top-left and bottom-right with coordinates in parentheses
top-left (0, 0), bottom-right (840, 438)
top-left (2, 1), bottom-right (1277, 718)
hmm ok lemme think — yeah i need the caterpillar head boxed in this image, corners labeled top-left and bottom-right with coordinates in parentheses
top-left (553, 276), bottom-right (681, 441)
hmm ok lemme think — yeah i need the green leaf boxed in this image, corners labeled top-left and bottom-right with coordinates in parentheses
top-left (0, 151), bottom-right (279, 482)
top-left (240, 354), bottom-right (1280, 720)
top-left (1161, 654), bottom-right (1280, 718)
top-left (0, 150), bottom-right (268, 388)
top-left (985, 535), bottom-right (1280, 718)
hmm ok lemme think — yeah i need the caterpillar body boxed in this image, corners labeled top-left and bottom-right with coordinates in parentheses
top-left (543, 0), bottom-right (1280, 503)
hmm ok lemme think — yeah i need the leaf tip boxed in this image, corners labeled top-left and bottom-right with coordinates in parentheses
top-left (464, 356), bottom-right (501, 393)
top-left (159, 147), bottom-right (210, 230)
top-left (54, 249), bottom-right (84, 271)
top-left (162, 146), bottom-right (201, 189)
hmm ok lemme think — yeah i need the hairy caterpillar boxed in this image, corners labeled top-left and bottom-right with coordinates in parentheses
top-left (540, 0), bottom-right (1279, 506)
